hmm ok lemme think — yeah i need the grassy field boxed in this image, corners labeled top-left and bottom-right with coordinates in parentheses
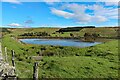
top-left (5, 27), bottom-right (118, 38)
top-left (1, 27), bottom-right (119, 79)
top-left (41, 40), bottom-right (119, 78)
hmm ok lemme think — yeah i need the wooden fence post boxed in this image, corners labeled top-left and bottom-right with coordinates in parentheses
top-left (33, 62), bottom-right (39, 80)
top-left (5, 47), bottom-right (8, 62)
top-left (11, 50), bottom-right (16, 74)
top-left (11, 50), bottom-right (15, 67)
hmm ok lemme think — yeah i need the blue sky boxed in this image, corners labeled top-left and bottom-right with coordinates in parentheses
top-left (1, 1), bottom-right (119, 28)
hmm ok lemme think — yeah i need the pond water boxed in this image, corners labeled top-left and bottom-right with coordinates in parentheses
top-left (19, 39), bottom-right (102, 47)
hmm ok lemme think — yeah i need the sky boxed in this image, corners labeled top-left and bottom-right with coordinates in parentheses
top-left (1, 0), bottom-right (119, 28)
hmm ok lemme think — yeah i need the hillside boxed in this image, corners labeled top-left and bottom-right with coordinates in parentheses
top-left (1, 33), bottom-right (119, 78)
top-left (3, 27), bottom-right (119, 39)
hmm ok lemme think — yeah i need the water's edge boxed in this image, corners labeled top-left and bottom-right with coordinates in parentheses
top-left (19, 38), bottom-right (102, 48)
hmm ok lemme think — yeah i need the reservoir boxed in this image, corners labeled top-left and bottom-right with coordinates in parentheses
top-left (19, 39), bottom-right (102, 47)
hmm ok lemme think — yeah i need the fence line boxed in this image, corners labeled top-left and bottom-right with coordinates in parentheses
top-left (4, 47), bottom-right (40, 80)
top-left (5, 47), bottom-right (8, 63)
top-left (33, 62), bottom-right (39, 80)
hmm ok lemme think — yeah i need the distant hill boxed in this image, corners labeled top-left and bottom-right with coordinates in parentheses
top-left (57, 26), bottom-right (96, 32)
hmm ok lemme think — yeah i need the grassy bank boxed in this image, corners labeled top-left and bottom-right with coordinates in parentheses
top-left (1, 33), bottom-right (119, 78)
top-left (41, 40), bottom-right (119, 78)
top-left (42, 56), bottom-right (118, 78)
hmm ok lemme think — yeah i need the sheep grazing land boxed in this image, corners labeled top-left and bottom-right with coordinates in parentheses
top-left (1, 27), bottom-right (119, 79)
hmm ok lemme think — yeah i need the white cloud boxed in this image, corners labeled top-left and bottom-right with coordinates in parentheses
top-left (51, 7), bottom-right (92, 24)
top-left (51, 8), bottom-right (74, 19)
top-left (92, 16), bottom-right (107, 23)
top-left (62, 4), bottom-right (92, 23)
top-left (7, 23), bottom-right (22, 27)
top-left (51, 3), bottom-right (118, 24)
top-left (62, 3), bottom-right (87, 13)
top-left (1, 0), bottom-right (21, 4)
top-left (89, 4), bottom-right (118, 19)
top-left (52, 4), bottom-right (91, 23)
top-left (44, 0), bottom-right (60, 2)
top-left (44, 0), bottom-right (60, 5)
top-left (51, 8), bottom-right (92, 23)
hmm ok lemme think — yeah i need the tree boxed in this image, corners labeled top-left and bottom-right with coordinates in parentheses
top-left (70, 33), bottom-right (74, 37)
top-left (92, 33), bottom-right (100, 37)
